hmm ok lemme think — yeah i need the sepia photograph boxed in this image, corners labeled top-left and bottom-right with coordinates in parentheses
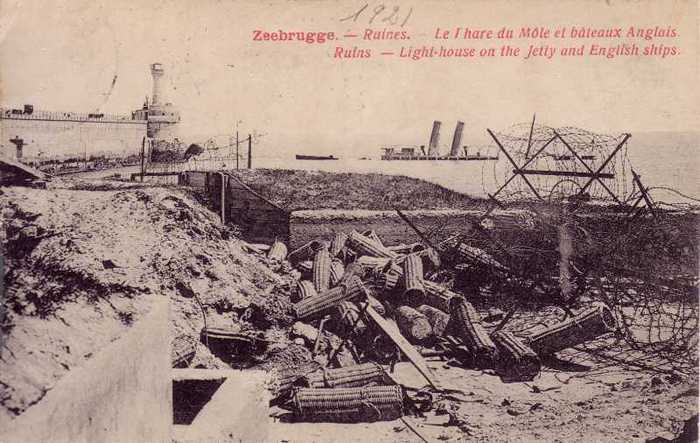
top-left (0, 0), bottom-right (698, 441)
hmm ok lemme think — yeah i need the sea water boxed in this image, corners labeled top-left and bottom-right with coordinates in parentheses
top-left (253, 142), bottom-right (699, 204)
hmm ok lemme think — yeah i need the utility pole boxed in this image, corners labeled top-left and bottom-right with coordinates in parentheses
top-left (236, 131), bottom-right (239, 170)
top-left (247, 134), bottom-right (252, 169)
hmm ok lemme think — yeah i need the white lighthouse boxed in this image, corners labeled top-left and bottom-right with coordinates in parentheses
top-left (132, 62), bottom-right (180, 140)
top-left (150, 63), bottom-right (164, 107)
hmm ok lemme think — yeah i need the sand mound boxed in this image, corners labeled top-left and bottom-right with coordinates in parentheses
top-left (0, 183), bottom-right (295, 424)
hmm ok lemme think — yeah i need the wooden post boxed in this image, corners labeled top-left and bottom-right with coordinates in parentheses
top-left (219, 172), bottom-right (226, 224)
top-left (140, 136), bottom-right (146, 182)
top-left (247, 134), bottom-right (252, 169)
top-left (631, 168), bottom-right (656, 218)
top-left (525, 113), bottom-right (536, 159)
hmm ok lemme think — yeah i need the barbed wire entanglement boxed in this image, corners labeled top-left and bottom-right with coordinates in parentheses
top-left (457, 122), bottom-right (699, 375)
top-left (489, 123), bottom-right (635, 204)
top-left (583, 210), bottom-right (698, 374)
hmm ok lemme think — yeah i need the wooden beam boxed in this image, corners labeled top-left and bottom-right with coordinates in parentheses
top-left (364, 304), bottom-right (440, 390)
top-left (492, 134), bottom-right (555, 194)
top-left (219, 172), bottom-right (226, 224)
top-left (247, 134), bottom-right (252, 169)
top-left (625, 194), bottom-right (645, 218)
top-left (579, 133), bottom-right (631, 193)
top-left (140, 136), bottom-right (146, 182)
top-left (553, 130), bottom-right (622, 205)
top-left (631, 168), bottom-right (656, 218)
top-left (478, 134), bottom-right (557, 224)
top-left (514, 169), bottom-right (615, 179)
top-left (487, 129), bottom-right (544, 201)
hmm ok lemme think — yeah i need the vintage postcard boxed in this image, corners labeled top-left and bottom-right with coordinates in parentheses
top-left (0, 0), bottom-right (698, 442)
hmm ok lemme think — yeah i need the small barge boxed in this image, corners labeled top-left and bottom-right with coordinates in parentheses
top-left (296, 154), bottom-right (338, 160)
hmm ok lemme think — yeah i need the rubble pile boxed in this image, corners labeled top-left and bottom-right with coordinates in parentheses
top-left (223, 228), bottom-right (620, 426)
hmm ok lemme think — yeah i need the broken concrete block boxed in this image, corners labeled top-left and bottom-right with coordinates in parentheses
top-left (416, 305), bottom-right (451, 337)
top-left (527, 302), bottom-right (616, 355)
top-left (491, 330), bottom-right (541, 382)
top-left (395, 305), bottom-right (433, 345)
top-left (449, 296), bottom-right (497, 368)
top-left (267, 240), bottom-right (288, 261)
top-left (402, 254), bottom-right (425, 301)
top-left (312, 247), bottom-right (331, 292)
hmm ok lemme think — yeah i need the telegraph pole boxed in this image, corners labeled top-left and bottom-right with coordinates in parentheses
top-left (247, 134), bottom-right (252, 169)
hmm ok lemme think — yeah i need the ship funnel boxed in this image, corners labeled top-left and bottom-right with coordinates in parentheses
top-left (449, 121), bottom-right (464, 157)
top-left (428, 120), bottom-right (441, 156)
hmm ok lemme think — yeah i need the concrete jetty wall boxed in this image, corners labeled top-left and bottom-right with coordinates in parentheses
top-left (289, 209), bottom-right (480, 249)
top-left (0, 110), bottom-right (146, 161)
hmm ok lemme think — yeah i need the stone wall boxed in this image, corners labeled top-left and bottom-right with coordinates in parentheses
top-left (1, 117), bottom-right (147, 161)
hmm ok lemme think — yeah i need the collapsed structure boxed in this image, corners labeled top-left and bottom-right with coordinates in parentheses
top-left (181, 121), bottom-right (697, 433)
top-left (185, 222), bottom-right (629, 430)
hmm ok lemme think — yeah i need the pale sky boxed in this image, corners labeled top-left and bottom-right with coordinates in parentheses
top-left (0, 0), bottom-right (697, 156)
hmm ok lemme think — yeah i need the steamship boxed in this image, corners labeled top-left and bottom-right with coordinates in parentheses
top-left (380, 120), bottom-right (499, 161)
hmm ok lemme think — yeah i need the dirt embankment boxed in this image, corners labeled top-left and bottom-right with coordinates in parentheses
top-left (230, 169), bottom-right (487, 211)
top-left (0, 180), bottom-right (296, 426)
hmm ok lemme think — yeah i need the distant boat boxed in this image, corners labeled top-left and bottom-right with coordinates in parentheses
top-left (380, 146), bottom-right (498, 161)
top-left (296, 154), bottom-right (338, 160)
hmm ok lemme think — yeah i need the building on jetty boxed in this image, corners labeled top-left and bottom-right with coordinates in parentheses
top-left (1, 63), bottom-right (179, 162)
